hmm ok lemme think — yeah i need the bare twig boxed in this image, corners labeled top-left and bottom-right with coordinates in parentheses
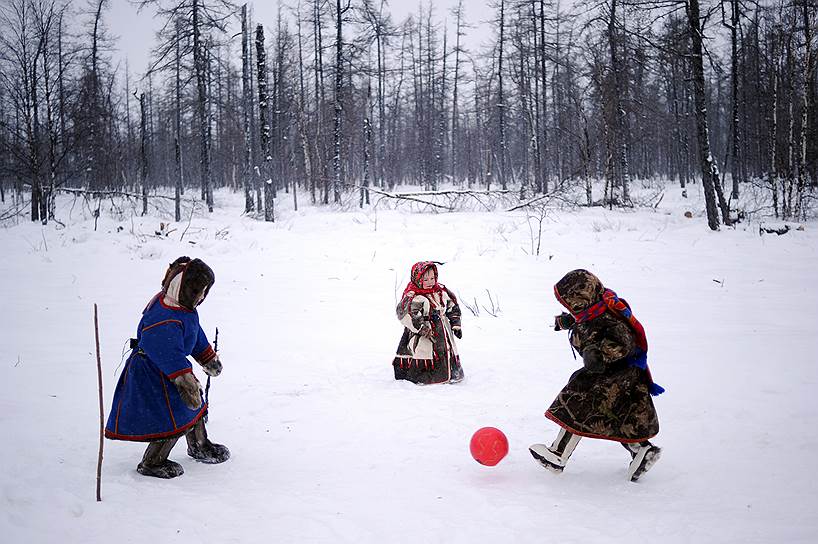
top-left (461, 296), bottom-right (480, 317)
top-left (507, 188), bottom-right (560, 212)
top-left (179, 201), bottom-right (197, 242)
top-left (526, 204), bottom-right (548, 256)
top-left (482, 289), bottom-right (501, 317)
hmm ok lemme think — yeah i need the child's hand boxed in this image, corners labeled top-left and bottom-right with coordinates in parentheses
top-left (554, 312), bottom-right (575, 331)
top-left (452, 325), bottom-right (462, 339)
top-left (417, 322), bottom-right (434, 339)
top-left (173, 373), bottom-right (203, 409)
top-left (201, 355), bottom-right (222, 377)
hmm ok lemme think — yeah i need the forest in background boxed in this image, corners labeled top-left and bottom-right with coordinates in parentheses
top-left (1, 0), bottom-right (816, 230)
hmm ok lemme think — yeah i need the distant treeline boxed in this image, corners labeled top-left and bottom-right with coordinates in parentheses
top-left (1, 0), bottom-right (815, 229)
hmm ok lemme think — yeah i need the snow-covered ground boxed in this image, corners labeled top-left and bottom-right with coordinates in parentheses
top-left (1, 183), bottom-right (816, 543)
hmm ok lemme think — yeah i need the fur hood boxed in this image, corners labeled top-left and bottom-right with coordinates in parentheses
top-left (161, 257), bottom-right (215, 310)
top-left (554, 269), bottom-right (604, 315)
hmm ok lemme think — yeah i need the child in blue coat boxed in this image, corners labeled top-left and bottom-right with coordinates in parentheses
top-left (105, 257), bottom-right (229, 478)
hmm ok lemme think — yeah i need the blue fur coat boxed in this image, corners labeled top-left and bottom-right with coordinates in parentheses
top-left (105, 294), bottom-right (215, 442)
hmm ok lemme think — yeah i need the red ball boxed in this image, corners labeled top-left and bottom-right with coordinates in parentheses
top-left (470, 427), bottom-right (509, 466)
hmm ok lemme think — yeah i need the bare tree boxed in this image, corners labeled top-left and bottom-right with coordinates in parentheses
top-left (256, 23), bottom-right (273, 221)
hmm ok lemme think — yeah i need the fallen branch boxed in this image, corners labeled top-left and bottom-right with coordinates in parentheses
top-left (56, 187), bottom-right (180, 202)
top-left (759, 224), bottom-right (791, 236)
top-left (507, 189), bottom-right (561, 212)
top-left (349, 185), bottom-right (452, 210)
top-left (0, 198), bottom-right (32, 222)
top-left (390, 189), bottom-right (511, 198)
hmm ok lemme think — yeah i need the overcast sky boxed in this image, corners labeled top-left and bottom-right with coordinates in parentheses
top-left (106, 0), bottom-right (498, 80)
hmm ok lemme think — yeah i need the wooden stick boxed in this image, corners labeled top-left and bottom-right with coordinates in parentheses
top-left (94, 304), bottom-right (104, 502)
top-left (205, 327), bottom-right (218, 405)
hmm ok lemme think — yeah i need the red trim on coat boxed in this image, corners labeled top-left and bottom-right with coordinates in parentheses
top-left (105, 405), bottom-right (207, 442)
top-left (544, 410), bottom-right (656, 444)
top-left (159, 295), bottom-right (193, 313)
top-left (392, 355), bottom-right (460, 384)
top-left (167, 367), bottom-right (192, 380)
top-left (160, 372), bottom-right (178, 430)
top-left (114, 359), bottom-right (132, 434)
top-left (194, 345), bottom-right (217, 364)
top-left (141, 319), bottom-right (183, 333)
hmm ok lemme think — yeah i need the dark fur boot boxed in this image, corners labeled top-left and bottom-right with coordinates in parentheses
top-left (186, 419), bottom-right (230, 464)
top-left (137, 438), bottom-right (184, 479)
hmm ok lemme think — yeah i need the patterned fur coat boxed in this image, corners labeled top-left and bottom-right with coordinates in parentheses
top-left (545, 269), bottom-right (659, 443)
top-left (393, 262), bottom-right (464, 384)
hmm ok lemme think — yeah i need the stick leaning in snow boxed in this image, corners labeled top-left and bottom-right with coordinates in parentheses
top-left (93, 304), bottom-right (104, 502)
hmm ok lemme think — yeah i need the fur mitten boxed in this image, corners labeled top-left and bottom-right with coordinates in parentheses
top-left (173, 373), bottom-right (202, 409)
top-left (554, 312), bottom-right (575, 331)
top-left (201, 356), bottom-right (222, 377)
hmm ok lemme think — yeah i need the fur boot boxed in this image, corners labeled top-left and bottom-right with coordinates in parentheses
top-left (137, 438), bottom-right (184, 479)
top-left (186, 419), bottom-right (230, 464)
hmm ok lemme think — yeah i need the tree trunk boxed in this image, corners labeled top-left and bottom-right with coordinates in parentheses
top-left (451, 0), bottom-right (463, 186)
top-left (688, 0), bottom-right (725, 229)
top-left (497, 0), bottom-right (507, 190)
top-left (333, 0), bottom-right (345, 203)
top-left (539, 0), bottom-right (549, 192)
top-left (607, 0), bottom-right (631, 204)
top-left (174, 17), bottom-right (183, 221)
top-left (796, 0), bottom-right (813, 218)
top-left (139, 93), bottom-right (148, 216)
top-left (256, 24), bottom-right (274, 221)
top-left (241, 5), bottom-right (254, 213)
top-left (728, 0), bottom-right (742, 199)
top-left (193, 0), bottom-right (213, 212)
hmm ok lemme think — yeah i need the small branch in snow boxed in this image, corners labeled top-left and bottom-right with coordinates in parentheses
top-left (461, 296), bottom-right (480, 317)
top-left (507, 188), bottom-right (562, 212)
top-left (482, 289), bottom-right (501, 317)
top-left (179, 201), bottom-right (198, 242)
top-left (759, 224), bottom-right (791, 236)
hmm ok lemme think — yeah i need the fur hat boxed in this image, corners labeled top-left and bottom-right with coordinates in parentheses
top-left (162, 257), bottom-right (215, 310)
top-left (554, 269), bottom-right (604, 314)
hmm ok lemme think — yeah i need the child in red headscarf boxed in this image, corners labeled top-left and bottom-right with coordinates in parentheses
top-left (392, 261), bottom-right (464, 384)
top-left (529, 269), bottom-right (662, 482)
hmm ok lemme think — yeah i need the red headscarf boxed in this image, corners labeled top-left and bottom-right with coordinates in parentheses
top-left (401, 261), bottom-right (444, 301)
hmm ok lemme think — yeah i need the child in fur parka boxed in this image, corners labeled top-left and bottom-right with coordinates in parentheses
top-left (529, 269), bottom-right (663, 482)
top-left (105, 257), bottom-right (230, 479)
top-left (393, 261), bottom-right (464, 385)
